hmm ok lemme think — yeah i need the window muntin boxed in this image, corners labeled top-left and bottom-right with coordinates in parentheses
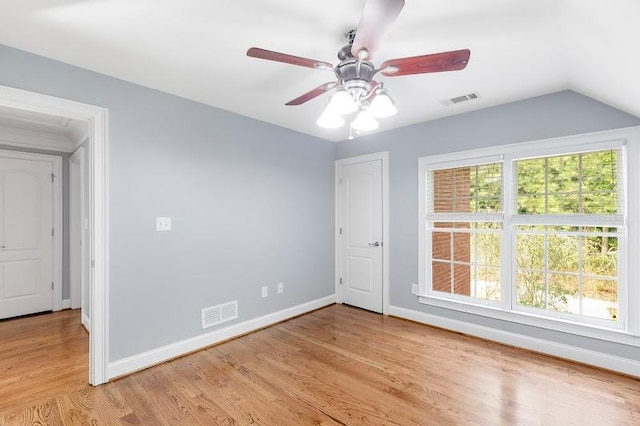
top-left (515, 226), bottom-right (619, 322)
top-left (431, 222), bottom-right (501, 302)
top-left (422, 145), bottom-right (626, 330)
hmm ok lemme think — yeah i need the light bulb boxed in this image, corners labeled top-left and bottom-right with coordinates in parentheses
top-left (369, 91), bottom-right (397, 118)
top-left (316, 110), bottom-right (345, 129)
top-left (327, 90), bottom-right (357, 115)
top-left (351, 110), bottom-right (379, 131)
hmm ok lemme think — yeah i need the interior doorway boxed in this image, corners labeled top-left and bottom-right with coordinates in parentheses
top-left (0, 84), bottom-right (109, 385)
top-left (335, 152), bottom-right (390, 314)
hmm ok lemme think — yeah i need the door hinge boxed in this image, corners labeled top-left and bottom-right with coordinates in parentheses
top-left (339, 178), bottom-right (342, 185)
top-left (51, 282), bottom-right (54, 290)
top-left (52, 228), bottom-right (54, 237)
top-left (51, 173), bottom-right (55, 182)
top-left (339, 277), bottom-right (342, 285)
top-left (339, 227), bottom-right (342, 235)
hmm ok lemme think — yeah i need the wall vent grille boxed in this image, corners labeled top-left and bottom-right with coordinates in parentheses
top-left (441, 92), bottom-right (480, 106)
top-left (201, 301), bottom-right (238, 329)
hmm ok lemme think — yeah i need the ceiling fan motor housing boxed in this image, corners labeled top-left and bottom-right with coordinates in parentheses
top-left (335, 59), bottom-right (376, 82)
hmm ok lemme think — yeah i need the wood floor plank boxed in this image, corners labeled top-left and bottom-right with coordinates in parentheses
top-left (1, 305), bottom-right (640, 425)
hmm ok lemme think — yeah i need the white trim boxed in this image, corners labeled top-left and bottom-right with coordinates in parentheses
top-left (70, 147), bottom-right (86, 311)
top-left (62, 299), bottom-right (71, 309)
top-left (418, 127), bottom-right (639, 341)
top-left (0, 125), bottom-right (76, 152)
top-left (335, 152), bottom-right (390, 315)
top-left (627, 127), bottom-right (640, 336)
top-left (418, 294), bottom-right (640, 346)
top-left (418, 129), bottom-right (629, 166)
top-left (0, 85), bottom-right (110, 386)
top-left (0, 149), bottom-right (62, 313)
top-left (389, 305), bottom-right (640, 378)
top-left (108, 295), bottom-right (336, 379)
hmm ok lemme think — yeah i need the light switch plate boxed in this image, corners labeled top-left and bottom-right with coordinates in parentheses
top-left (156, 217), bottom-right (172, 231)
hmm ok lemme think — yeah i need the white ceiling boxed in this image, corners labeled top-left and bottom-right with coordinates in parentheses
top-left (0, 0), bottom-right (638, 142)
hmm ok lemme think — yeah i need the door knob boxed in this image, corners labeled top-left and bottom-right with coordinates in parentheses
top-left (368, 241), bottom-right (380, 247)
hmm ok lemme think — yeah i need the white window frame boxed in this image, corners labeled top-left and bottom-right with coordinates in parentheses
top-left (418, 127), bottom-right (640, 347)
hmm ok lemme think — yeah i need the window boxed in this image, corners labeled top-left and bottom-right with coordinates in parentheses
top-left (418, 130), bottom-right (640, 341)
top-left (426, 161), bottom-right (503, 304)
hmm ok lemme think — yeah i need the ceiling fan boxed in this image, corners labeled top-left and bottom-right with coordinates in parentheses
top-left (246, 0), bottom-right (470, 132)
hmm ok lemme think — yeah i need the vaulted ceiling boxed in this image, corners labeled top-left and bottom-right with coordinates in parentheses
top-left (0, 0), bottom-right (637, 142)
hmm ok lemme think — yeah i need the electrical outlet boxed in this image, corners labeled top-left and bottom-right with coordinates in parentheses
top-left (156, 217), bottom-right (171, 231)
top-left (412, 283), bottom-right (418, 295)
top-left (261, 286), bottom-right (268, 298)
top-left (277, 282), bottom-right (284, 294)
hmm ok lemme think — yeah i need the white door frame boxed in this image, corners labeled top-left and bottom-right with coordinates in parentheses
top-left (70, 147), bottom-right (87, 319)
top-left (0, 149), bottom-right (62, 312)
top-left (335, 151), bottom-right (390, 315)
top-left (0, 84), bottom-right (109, 386)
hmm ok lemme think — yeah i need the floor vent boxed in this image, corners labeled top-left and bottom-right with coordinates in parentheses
top-left (201, 301), bottom-right (238, 329)
top-left (441, 92), bottom-right (480, 106)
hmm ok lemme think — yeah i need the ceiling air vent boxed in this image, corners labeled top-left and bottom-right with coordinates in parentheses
top-left (201, 301), bottom-right (238, 329)
top-left (441, 92), bottom-right (480, 106)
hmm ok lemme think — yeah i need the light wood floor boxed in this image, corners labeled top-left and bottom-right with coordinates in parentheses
top-left (1, 305), bottom-right (639, 425)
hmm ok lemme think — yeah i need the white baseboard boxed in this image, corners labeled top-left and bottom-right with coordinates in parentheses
top-left (62, 299), bottom-right (71, 309)
top-left (82, 314), bottom-right (91, 332)
top-left (389, 305), bottom-right (640, 379)
top-left (109, 295), bottom-right (336, 379)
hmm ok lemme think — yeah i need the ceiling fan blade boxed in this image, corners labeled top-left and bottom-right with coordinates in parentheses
top-left (286, 82), bottom-right (338, 106)
top-left (380, 49), bottom-right (471, 77)
top-left (247, 47), bottom-right (333, 70)
top-left (351, 0), bottom-right (405, 60)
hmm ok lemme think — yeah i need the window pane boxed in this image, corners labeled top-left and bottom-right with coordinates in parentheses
top-left (516, 233), bottom-right (544, 270)
top-left (430, 222), bottom-right (501, 302)
top-left (473, 267), bottom-right (500, 301)
top-left (547, 234), bottom-right (579, 273)
top-left (432, 231), bottom-right (451, 261)
top-left (453, 264), bottom-right (471, 296)
top-left (514, 226), bottom-right (619, 323)
top-left (583, 233), bottom-right (618, 278)
top-left (548, 273), bottom-right (577, 313)
top-left (473, 232), bottom-right (500, 267)
top-left (429, 163), bottom-right (502, 213)
top-left (583, 278), bottom-right (618, 321)
top-left (516, 150), bottom-right (620, 215)
top-left (453, 231), bottom-right (470, 263)
top-left (516, 271), bottom-right (545, 308)
top-left (432, 261), bottom-right (451, 293)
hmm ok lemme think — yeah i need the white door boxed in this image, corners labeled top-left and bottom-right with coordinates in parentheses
top-left (339, 159), bottom-right (383, 313)
top-left (0, 156), bottom-right (53, 319)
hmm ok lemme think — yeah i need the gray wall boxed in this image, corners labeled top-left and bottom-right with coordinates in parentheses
top-left (3, 39), bottom-right (640, 366)
top-left (336, 90), bottom-right (640, 360)
top-left (0, 44), bottom-right (336, 361)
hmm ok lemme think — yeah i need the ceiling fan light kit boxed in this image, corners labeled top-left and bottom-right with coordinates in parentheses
top-left (352, 110), bottom-right (380, 132)
top-left (316, 110), bottom-right (345, 129)
top-left (247, 0), bottom-right (470, 136)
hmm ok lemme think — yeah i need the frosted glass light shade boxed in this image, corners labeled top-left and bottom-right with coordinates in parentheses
top-left (351, 110), bottom-right (379, 131)
top-left (369, 92), bottom-right (397, 118)
top-left (316, 110), bottom-right (345, 128)
top-left (327, 90), bottom-right (357, 115)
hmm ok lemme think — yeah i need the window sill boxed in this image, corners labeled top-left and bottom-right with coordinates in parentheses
top-left (418, 294), bottom-right (640, 348)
